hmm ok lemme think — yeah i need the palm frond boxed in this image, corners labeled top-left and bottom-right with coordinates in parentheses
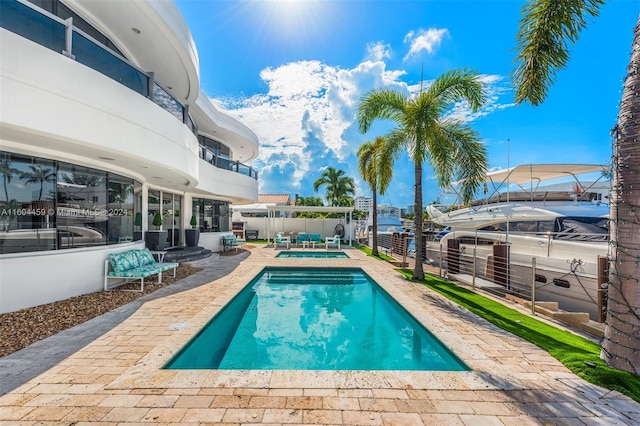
top-left (512, 0), bottom-right (603, 106)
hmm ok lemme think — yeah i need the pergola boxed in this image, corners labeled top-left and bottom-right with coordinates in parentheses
top-left (266, 205), bottom-right (354, 246)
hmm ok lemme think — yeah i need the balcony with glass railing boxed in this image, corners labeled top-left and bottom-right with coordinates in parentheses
top-left (200, 146), bottom-right (258, 180)
top-left (0, 0), bottom-right (196, 135)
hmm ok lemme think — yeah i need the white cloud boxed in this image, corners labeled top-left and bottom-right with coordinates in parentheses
top-left (403, 28), bottom-right (449, 61)
top-left (214, 58), bottom-right (512, 206)
top-left (365, 41), bottom-right (392, 62)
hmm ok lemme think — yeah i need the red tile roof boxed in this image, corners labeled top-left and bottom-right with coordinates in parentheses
top-left (258, 194), bottom-right (292, 205)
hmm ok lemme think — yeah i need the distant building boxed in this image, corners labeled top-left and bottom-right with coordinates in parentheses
top-left (259, 194), bottom-right (294, 206)
top-left (354, 196), bottom-right (373, 212)
top-left (232, 194), bottom-right (294, 218)
top-left (404, 205), bottom-right (415, 216)
top-left (377, 204), bottom-right (401, 218)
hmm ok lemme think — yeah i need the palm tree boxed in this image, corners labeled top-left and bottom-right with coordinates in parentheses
top-left (357, 68), bottom-right (488, 280)
top-left (21, 165), bottom-right (56, 200)
top-left (295, 196), bottom-right (324, 218)
top-left (0, 157), bottom-right (20, 202)
top-left (295, 196), bottom-right (324, 207)
top-left (512, 1), bottom-right (639, 375)
top-left (357, 137), bottom-right (392, 257)
top-left (313, 167), bottom-right (355, 207)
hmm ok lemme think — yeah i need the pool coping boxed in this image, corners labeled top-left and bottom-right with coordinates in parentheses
top-left (104, 249), bottom-right (560, 392)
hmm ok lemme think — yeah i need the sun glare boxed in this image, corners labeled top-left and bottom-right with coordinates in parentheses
top-left (254, 0), bottom-right (332, 41)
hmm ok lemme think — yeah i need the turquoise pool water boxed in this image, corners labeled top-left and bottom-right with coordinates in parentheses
top-left (165, 267), bottom-right (468, 371)
top-left (275, 251), bottom-right (349, 258)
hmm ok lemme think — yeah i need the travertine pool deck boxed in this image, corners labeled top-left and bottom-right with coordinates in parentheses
top-left (1, 246), bottom-right (638, 425)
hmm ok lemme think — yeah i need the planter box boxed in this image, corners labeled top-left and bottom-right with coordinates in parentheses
top-left (145, 230), bottom-right (168, 251)
top-left (185, 228), bottom-right (200, 247)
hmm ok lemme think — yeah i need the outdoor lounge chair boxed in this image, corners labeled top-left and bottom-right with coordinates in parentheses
top-left (274, 233), bottom-right (290, 249)
top-left (296, 233), bottom-right (310, 247)
top-left (325, 235), bottom-right (341, 249)
top-left (306, 233), bottom-right (322, 249)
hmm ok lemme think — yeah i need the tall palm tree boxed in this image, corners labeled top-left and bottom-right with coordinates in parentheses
top-left (21, 165), bottom-right (56, 200)
top-left (313, 167), bottom-right (355, 207)
top-left (357, 137), bottom-right (392, 257)
top-left (0, 157), bottom-right (20, 202)
top-left (357, 68), bottom-right (488, 280)
top-left (512, 1), bottom-right (639, 375)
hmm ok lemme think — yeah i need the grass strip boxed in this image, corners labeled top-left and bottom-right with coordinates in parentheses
top-left (354, 242), bottom-right (396, 261)
top-left (393, 268), bottom-right (640, 402)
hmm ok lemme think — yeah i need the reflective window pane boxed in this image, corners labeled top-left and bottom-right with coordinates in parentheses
top-left (107, 174), bottom-right (135, 244)
top-left (57, 163), bottom-right (108, 248)
top-left (0, 152), bottom-right (56, 253)
top-left (0, 0), bottom-right (65, 53)
top-left (192, 198), bottom-right (230, 233)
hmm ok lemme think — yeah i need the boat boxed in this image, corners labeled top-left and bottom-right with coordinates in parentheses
top-left (425, 164), bottom-right (610, 322)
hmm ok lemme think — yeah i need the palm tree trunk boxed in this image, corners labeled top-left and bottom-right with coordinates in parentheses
top-left (602, 17), bottom-right (640, 376)
top-left (413, 163), bottom-right (425, 280)
top-left (372, 192), bottom-right (379, 257)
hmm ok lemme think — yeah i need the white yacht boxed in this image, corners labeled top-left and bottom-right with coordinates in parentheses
top-left (0, 0), bottom-right (260, 313)
top-left (425, 164), bottom-right (610, 322)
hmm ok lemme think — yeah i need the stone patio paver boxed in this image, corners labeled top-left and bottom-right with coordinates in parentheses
top-left (1, 246), bottom-right (639, 425)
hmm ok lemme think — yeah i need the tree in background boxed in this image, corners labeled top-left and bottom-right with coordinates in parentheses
top-left (357, 68), bottom-right (488, 280)
top-left (21, 165), bottom-right (56, 200)
top-left (357, 137), bottom-right (392, 257)
top-left (313, 167), bottom-right (355, 207)
top-left (294, 195), bottom-right (324, 218)
top-left (0, 157), bottom-right (20, 203)
top-left (512, 0), bottom-right (639, 375)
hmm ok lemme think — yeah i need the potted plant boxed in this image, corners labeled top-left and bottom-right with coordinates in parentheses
top-left (185, 215), bottom-right (200, 247)
top-left (153, 213), bottom-right (162, 229)
top-left (133, 212), bottom-right (143, 241)
top-left (145, 213), bottom-right (167, 251)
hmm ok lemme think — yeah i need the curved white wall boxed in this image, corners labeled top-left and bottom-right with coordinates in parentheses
top-left (1, 30), bottom-right (200, 185)
top-left (0, 242), bottom-right (144, 314)
top-left (197, 159), bottom-right (259, 204)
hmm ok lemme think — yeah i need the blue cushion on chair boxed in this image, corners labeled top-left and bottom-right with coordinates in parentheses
top-left (109, 250), bottom-right (140, 274)
top-left (136, 249), bottom-right (156, 266)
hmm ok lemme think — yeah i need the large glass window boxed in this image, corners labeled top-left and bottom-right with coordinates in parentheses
top-left (107, 175), bottom-right (136, 244)
top-left (57, 163), bottom-right (108, 248)
top-left (0, 0), bottom-right (66, 53)
top-left (198, 135), bottom-right (230, 158)
top-left (146, 190), bottom-right (182, 248)
top-left (163, 192), bottom-right (181, 247)
top-left (0, 151), bottom-right (139, 254)
top-left (192, 198), bottom-right (230, 233)
top-left (0, 152), bottom-right (56, 253)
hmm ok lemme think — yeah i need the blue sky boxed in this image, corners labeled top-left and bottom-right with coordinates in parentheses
top-left (175, 0), bottom-right (638, 209)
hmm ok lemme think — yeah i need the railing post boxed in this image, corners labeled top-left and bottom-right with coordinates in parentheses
top-left (183, 104), bottom-right (190, 125)
top-left (147, 72), bottom-right (154, 100)
top-left (472, 247), bottom-right (476, 290)
top-left (402, 234), bottom-right (407, 267)
top-left (439, 243), bottom-right (443, 278)
top-left (531, 257), bottom-right (536, 316)
top-left (62, 17), bottom-right (75, 59)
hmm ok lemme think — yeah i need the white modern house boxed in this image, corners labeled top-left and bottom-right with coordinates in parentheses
top-left (0, 0), bottom-right (260, 313)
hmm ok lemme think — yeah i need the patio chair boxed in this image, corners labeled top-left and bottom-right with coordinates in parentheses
top-left (296, 233), bottom-right (310, 247)
top-left (307, 234), bottom-right (322, 249)
top-left (274, 233), bottom-right (290, 249)
top-left (325, 235), bottom-right (341, 249)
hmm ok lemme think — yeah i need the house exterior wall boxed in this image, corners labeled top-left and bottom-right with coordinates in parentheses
top-left (0, 0), bottom-right (259, 313)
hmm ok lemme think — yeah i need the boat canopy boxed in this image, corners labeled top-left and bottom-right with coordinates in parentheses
top-left (482, 164), bottom-right (610, 186)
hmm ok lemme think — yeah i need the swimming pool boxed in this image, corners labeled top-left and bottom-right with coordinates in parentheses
top-left (275, 251), bottom-right (349, 258)
top-left (165, 267), bottom-right (468, 371)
